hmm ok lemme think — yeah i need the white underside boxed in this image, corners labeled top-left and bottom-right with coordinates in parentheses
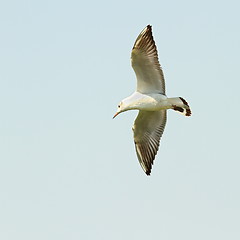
top-left (123, 91), bottom-right (175, 111)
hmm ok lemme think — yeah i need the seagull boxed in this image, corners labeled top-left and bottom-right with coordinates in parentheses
top-left (113, 25), bottom-right (191, 176)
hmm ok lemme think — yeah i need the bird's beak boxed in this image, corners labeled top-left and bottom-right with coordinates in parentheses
top-left (113, 111), bottom-right (120, 119)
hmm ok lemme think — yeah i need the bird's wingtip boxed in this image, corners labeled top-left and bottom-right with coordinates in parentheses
top-left (145, 169), bottom-right (151, 176)
top-left (146, 25), bottom-right (152, 31)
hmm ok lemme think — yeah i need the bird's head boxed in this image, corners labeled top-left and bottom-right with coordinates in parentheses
top-left (113, 101), bottom-right (128, 119)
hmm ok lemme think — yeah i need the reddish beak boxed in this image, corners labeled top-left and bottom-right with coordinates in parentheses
top-left (113, 112), bottom-right (120, 119)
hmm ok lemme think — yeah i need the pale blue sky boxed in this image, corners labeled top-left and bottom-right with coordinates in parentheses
top-left (0, 0), bottom-right (240, 239)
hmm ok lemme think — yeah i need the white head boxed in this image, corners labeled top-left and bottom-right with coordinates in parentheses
top-left (113, 92), bottom-right (142, 118)
top-left (113, 100), bottom-right (129, 119)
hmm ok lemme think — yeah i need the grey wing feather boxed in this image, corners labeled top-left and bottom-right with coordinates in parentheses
top-left (133, 110), bottom-right (167, 175)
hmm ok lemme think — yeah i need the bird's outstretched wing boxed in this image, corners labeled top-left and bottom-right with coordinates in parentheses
top-left (133, 110), bottom-right (167, 175)
top-left (131, 25), bottom-right (165, 94)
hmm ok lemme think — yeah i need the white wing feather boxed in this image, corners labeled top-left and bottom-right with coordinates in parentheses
top-left (131, 25), bottom-right (165, 94)
top-left (133, 110), bottom-right (167, 175)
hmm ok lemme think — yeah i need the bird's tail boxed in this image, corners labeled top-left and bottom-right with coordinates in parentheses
top-left (168, 97), bottom-right (191, 116)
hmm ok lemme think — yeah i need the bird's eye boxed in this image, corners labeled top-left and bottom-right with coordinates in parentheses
top-left (118, 105), bottom-right (120, 108)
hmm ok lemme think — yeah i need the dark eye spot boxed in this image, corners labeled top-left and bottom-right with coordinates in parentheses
top-left (118, 105), bottom-right (120, 108)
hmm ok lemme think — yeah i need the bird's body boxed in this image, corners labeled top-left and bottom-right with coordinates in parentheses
top-left (120, 92), bottom-right (168, 111)
top-left (113, 25), bottom-right (191, 175)
top-left (120, 91), bottom-right (188, 112)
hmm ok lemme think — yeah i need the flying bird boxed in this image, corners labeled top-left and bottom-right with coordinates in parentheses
top-left (113, 25), bottom-right (191, 175)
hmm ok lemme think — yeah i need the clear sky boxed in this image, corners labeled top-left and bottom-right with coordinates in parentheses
top-left (0, 0), bottom-right (240, 239)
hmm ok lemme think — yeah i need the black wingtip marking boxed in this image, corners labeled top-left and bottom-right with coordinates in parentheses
top-left (132, 25), bottom-right (153, 50)
top-left (179, 97), bottom-right (192, 116)
top-left (146, 25), bottom-right (152, 30)
top-left (179, 97), bottom-right (189, 106)
top-left (186, 109), bottom-right (191, 116)
top-left (145, 170), bottom-right (151, 176)
top-left (173, 105), bottom-right (184, 113)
